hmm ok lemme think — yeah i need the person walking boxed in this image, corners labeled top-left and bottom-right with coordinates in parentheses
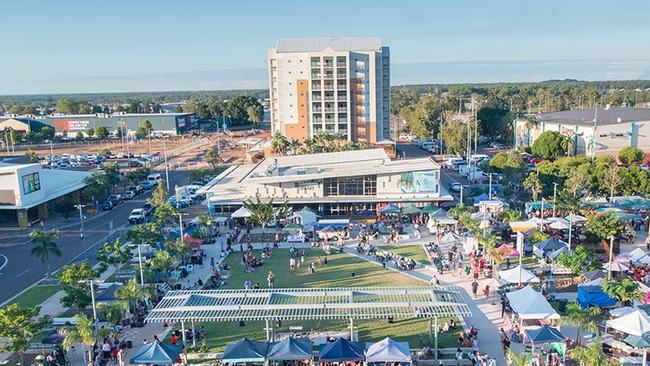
top-left (471, 280), bottom-right (479, 298)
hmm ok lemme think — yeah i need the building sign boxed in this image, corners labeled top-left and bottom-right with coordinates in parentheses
top-left (21, 172), bottom-right (41, 194)
top-left (53, 119), bottom-right (90, 132)
top-left (177, 116), bottom-right (186, 128)
top-left (399, 170), bottom-right (439, 193)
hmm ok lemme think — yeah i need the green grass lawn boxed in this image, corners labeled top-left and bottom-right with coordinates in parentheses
top-left (186, 248), bottom-right (458, 352)
top-left (380, 245), bottom-right (431, 264)
top-left (7, 284), bottom-right (62, 308)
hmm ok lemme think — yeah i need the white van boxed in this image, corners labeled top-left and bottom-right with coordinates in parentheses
top-left (147, 173), bottom-right (162, 182)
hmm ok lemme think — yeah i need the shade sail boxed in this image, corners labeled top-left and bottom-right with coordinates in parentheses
top-left (129, 339), bottom-right (183, 365)
top-left (577, 285), bottom-right (616, 309)
top-left (506, 286), bottom-right (560, 320)
top-left (524, 326), bottom-right (565, 343)
top-left (606, 309), bottom-right (650, 337)
top-left (319, 338), bottom-right (364, 362)
top-left (565, 214), bottom-right (586, 223)
top-left (509, 221), bottom-right (538, 232)
top-left (401, 204), bottom-right (422, 215)
top-left (283, 223), bottom-right (302, 232)
top-left (231, 206), bottom-right (252, 218)
top-left (223, 338), bottom-right (268, 363)
top-left (365, 337), bottom-right (411, 363)
top-left (498, 265), bottom-right (540, 284)
top-left (472, 193), bottom-right (489, 202)
top-left (380, 204), bottom-right (401, 215)
top-left (267, 337), bottom-right (313, 361)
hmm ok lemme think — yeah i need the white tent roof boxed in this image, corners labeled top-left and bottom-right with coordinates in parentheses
top-left (548, 217), bottom-right (570, 230)
top-left (231, 206), bottom-right (252, 218)
top-left (610, 307), bottom-right (637, 318)
top-left (439, 232), bottom-right (463, 244)
top-left (365, 337), bottom-right (411, 363)
top-left (565, 214), bottom-right (586, 223)
top-left (506, 286), bottom-right (560, 320)
top-left (291, 211), bottom-right (318, 225)
top-left (498, 265), bottom-right (540, 284)
top-left (606, 309), bottom-right (650, 337)
top-left (628, 248), bottom-right (650, 264)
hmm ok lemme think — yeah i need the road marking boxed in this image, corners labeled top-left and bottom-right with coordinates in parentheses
top-left (0, 254), bottom-right (7, 271)
top-left (16, 269), bottom-right (29, 277)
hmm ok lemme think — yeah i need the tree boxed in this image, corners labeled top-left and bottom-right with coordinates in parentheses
top-left (498, 208), bottom-right (523, 222)
top-left (75, 131), bottom-right (84, 141)
top-left (557, 245), bottom-right (601, 277)
top-left (561, 302), bottom-right (601, 343)
top-left (126, 223), bottom-right (163, 246)
top-left (54, 198), bottom-right (76, 219)
top-left (243, 193), bottom-right (275, 235)
top-left (585, 211), bottom-right (622, 247)
top-left (477, 106), bottom-right (512, 140)
top-left (0, 304), bottom-right (48, 364)
top-left (506, 349), bottom-right (531, 366)
top-left (85, 128), bottom-right (95, 138)
top-left (439, 118), bottom-right (467, 155)
top-left (58, 261), bottom-right (100, 310)
top-left (96, 302), bottom-right (128, 327)
top-left (55, 98), bottom-right (77, 114)
top-left (568, 338), bottom-right (617, 366)
top-left (95, 126), bottom-right (109, 139)
top-left (135, 120), bottom-right (152, 139)
top-left (97, 238), bottom-right (132, 273)
top-left (531, 131), bottom-right (565, 159)
top-left (618, 146), bottom-right (645, 165)
top-left (61, 315), bottom-right (95, 364)
top-left (29, 229), bottom-right (62, 277)
top-left (103, 162), bottom-right (121, 187)
top-left (524, 172), bottom-right (543, 201)
top-left (126, 166), bottom-right (152, 183)
top-left (115, 278), bottom-right (152, 313)
top-left (148, 250), bottom-right (175, 273)
top-left (603, 278), bottom-right (643, 306)
top-left (246, 104), bottom-right (264, 125)
top-left (270, 132), bottom-right (289, 155)
top-left (564, 163), bottom-right (591, 197)
top-left (40, 126), bottom-right (55, 141)
top-left (27, 148), bottom-right (39, 163)
top-left (204, 150), bottom-right (224, 169)
top-left (402, 95), bottom-right (445, 138)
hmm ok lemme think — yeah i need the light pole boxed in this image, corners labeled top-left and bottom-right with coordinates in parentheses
top-left (79, 280), bottom-right (98, 334)
top-left (163, 137), bottom-right (170, 191)
top-left (488, 173), bottom-right (493, 200)
top-left (75, 204), bottom-right (87, 254)
top-left (567, 214), bottom-right (573, 251)
top-left (137, 244), bottom-right (146, 286)
top-left (607, 235), bottom-right (615, 280)
top-left (179, 213), bottom-right (189, 239)
top-left (552, 182), bottom-right (558, 217)
top-left (459, 185), bottom-right (464, 206)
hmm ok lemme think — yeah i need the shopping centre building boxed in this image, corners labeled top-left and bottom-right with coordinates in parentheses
top-left (200, 148), bottom-right (452, 217)
top-left (0, 163), bottom-right (90, 227)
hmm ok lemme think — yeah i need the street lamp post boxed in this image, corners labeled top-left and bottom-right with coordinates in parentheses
top-left (79, 280), bottom-right (99, 334)
top-left (163, 137), bottom-right (170, 191)
top-left (137, 244), bottom-right (146, 286)
top-left (552, 182), bottom-right (558, 217)
top-left (75, 204), bottom-right (87, 254)
top-left (488, 173), bottom-right (493, 200)
top-left (607, 235), bottom-right (615, 280)
top-left (459, 185), bottom-right (464, 206)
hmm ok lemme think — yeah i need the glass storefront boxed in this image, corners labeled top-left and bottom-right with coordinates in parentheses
top-left (323, 175), bottom-right (377, 196)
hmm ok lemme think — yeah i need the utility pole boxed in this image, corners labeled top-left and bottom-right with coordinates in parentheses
top-left (75, 204), bottom-right (87, 254)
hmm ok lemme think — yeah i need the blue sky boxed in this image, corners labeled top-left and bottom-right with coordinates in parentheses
top-left (2, 0), bottom-right (650, 94)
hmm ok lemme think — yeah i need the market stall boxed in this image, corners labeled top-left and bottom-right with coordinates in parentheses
top-left (365, 337), bottom-right (411, 364)
top-left (222, 338), bottom-right (269, 365)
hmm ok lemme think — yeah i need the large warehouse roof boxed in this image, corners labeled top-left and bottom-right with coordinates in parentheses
top-left (534, 108), bottom-right (650, 126)
top-left (276, 38), bottom-right (383, 53)
top-left (146, 287), bottom-right (471, 323)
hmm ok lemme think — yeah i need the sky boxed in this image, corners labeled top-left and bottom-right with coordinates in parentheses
top-left (2, 0), bottom-right (650, 95)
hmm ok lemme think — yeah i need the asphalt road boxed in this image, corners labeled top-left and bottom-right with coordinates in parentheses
top-left (0, 167), bottom-right (194, 305)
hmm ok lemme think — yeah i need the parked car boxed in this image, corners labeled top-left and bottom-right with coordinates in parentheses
top-left (102, 200), bottom-right (114, 211)
top-left (167, 196), bottom-right (190, 208)
top-left (127, 185), bottom-right (143, 195)
top-left (450, 182), bottom-right (463, 192)
top-left (123, 191), bottom-right (136, 200)
top-left (142, 203), bottom-right (154, 216)
top-left (107, 194), bottom-right (123, 206)
top-left (128, 208), bottom-right (146, 224)
top-left (139, 181), bottom-right (156, 190)
top-left (129, 160), bottom-right (143, 167)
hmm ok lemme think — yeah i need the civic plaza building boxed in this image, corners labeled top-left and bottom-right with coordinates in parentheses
top-left (514, 107), bottom-right (650, 156)
top-left (268, 37), bottom-right (391, 143)
top-left (200, 149), bottom-right (452, 217)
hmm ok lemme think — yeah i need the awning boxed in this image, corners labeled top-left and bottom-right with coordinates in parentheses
top-left (319, 338), bottom-right (364, 362)
top-left (129, 339), bottom-right (183, 365)
top-left (380, 204), bottom-right (401, 215)
top-left (624, 335), bottom-right (650, 348)
top-left (267, 337), bottom-right (313, 361)
top-left (365, 337), bottom-right (411, 363)
top-left (506, 286), bottom-right (560, 320)
top-left (283, 223), bottom-right (302, 232)
top-left (548, 218), bottom-right (570, 230)
top-left (222, 338), bottom-right (268, 363)
top-left (494, 244), bottom-right (520, 259)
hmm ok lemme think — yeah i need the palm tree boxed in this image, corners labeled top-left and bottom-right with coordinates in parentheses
top-left (62, 315), bottom-right (95, 364)
top-left (29, 229), bottom-right (61, 278)
top-left (288, 139), bottom-right (302, 155)
top-left (243, 193), bottom-right (275, 237)
top-left (270, 132), bottom-right (289, 155)
top-left (507, 349), bottom-right (530, 366)
top-left (568, 338), bottom-right (617, 366)
top-left (97, 301), bottom-right (129, 327)
top-left (561, 303), bottom-right (601, 343)
top-left (499, 208), bottom-right (523, 223)
top-left (115, 277), bottom-right (152, 313)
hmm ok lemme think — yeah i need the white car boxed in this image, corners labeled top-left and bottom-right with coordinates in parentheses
top-left (128, 209), bottom-right (146, 224)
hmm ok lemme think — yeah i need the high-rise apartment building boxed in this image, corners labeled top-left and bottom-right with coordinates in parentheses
top-left (269, 37), bottom-right (390, 143)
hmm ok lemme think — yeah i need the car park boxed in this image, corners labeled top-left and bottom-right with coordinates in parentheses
top-left (128, 208), bottom-right (147, 224)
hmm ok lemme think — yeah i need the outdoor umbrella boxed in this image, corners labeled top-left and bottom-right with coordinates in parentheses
top-left (319, 338), bottom-right (364, 362)
top-left (439, 232), bottom-right (463, 244)
top-left (625, 335), bottom-right (650, 366)
top-left (421, 204), bottom-right (440, 214)
top-left (494, 244), bottom-right (520, 259)
top-left (400, 204), bottom-right (422, 215)
top-left (267, 337), bottom-right (313, 361)
top-left (603, 261), bottom-right (630, 272)
top-left (565, 214), bottom-right (586, 224)
top-left (129, 339), bottom-right (183, 365)
top-left (41, 333), bottom-right (65, 344)
top-left (380, 204), bottom-right (401, 215)
top-left (222, 338), bottom-right (268, 363)
top-left (429, 209), bottom-right (449, 220)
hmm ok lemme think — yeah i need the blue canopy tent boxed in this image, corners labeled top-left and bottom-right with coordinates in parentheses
top-left (472, 193), bottom-right (489, 203)
top-left (533, 237), bottom-right (567, 258)
top-left (319, 338), bottom-right (364, 362)
top-left (267, 337), bottom-right (313, 361)
top-left (380, 204), bottom-right (401, 215)
top-left (129, 339), bottom-right (183, 365)
top-left (524, 326), bottom-right (564, 343)
top-left (222, 338), bottom-right (268, 364)
top-left (577, 285), bottom-right (616, 309)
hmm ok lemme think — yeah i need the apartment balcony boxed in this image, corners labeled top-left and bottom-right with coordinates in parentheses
top-left (312, 97), bottom-right (322, 102)
top-left (338, 117), bottom-right (349, 123)
top-left (324, 72), bottom-right (334, 79)
top-left (338, 108), bottom-right (348, 113)
top-left (337, 92), bottom-right (347, 98)
top-left (313, 118), bottom-right (324, 124)
top-left (312, 108), bottom-right (323, 113)
top-left (324, 85), bottom-right (335, 91)
top-left (337, 72), bottom-right (347, 78)
top-left (337, 61), bottom-right (347, 67)
top-left (311, 62), bottom-right (321, 67)
top-left (324, 108), bottom-right (336, 113)
top-left (323, 62), bottom-right (334, 68)
top-left (311, 73), bottom-right (322, 79)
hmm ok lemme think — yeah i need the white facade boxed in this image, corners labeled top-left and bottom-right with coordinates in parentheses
top-left (269, 38), bottom-right (390, 143)
top-left (514, 108), bottom-right (650, 156)
top-left (200, 149), bottom-right (451, 217)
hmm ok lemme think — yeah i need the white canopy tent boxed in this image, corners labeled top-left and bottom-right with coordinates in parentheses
top-left (606, 309), bottom-right (650, 337)
top-left (629, 248), bottom-right (650, 264)
top-left (291, 210), bottom-right (318, 226)
top-left (231, 206), bottom-right (252, 218)
top-left (499, 265), bottom-right (540, 284)
top-left (506, 286), bottom-right (560, 321)
top-left (548, 217), bottom-right (570, 230)
top-left (439, 232), bottom-right (463, 245)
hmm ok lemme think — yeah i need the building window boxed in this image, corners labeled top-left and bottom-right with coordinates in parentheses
top-left (323, 175), bottom-right (377, 196)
